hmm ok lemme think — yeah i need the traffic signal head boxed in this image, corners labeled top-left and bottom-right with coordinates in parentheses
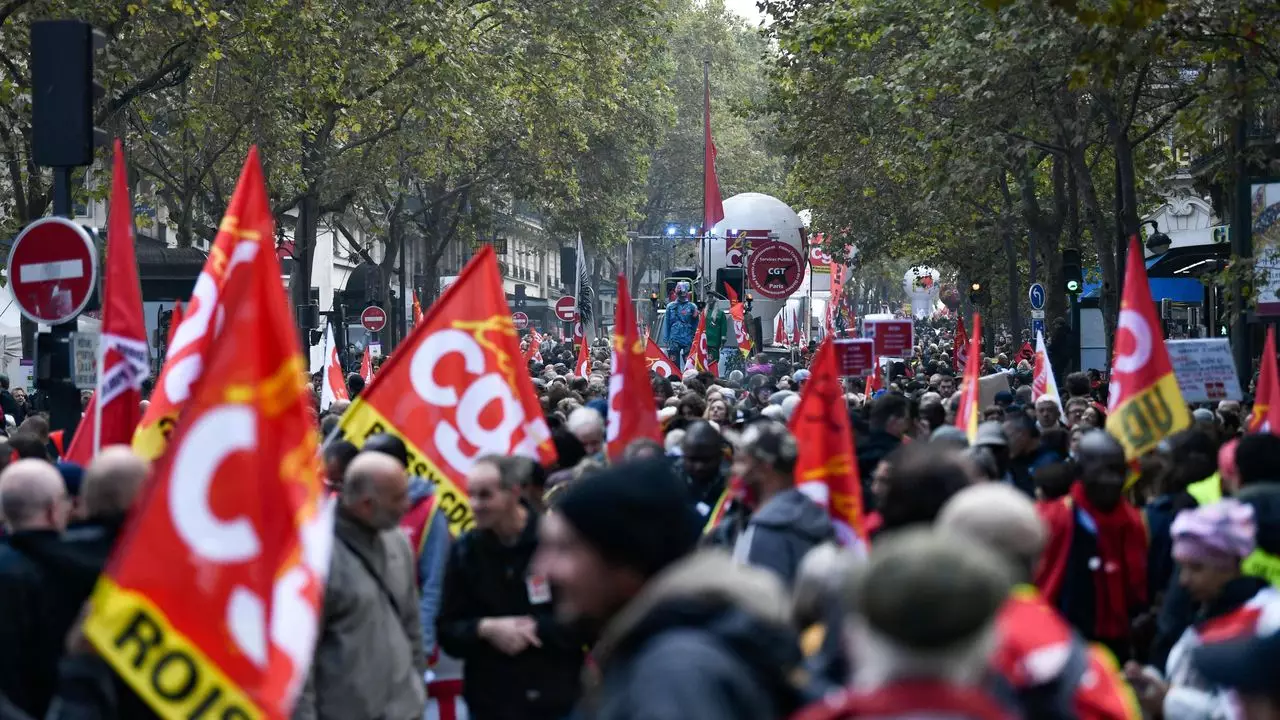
top-left (31, 21), bottom-right (107, 168)
top-left (1062, 248), bottom-right (1083, 295)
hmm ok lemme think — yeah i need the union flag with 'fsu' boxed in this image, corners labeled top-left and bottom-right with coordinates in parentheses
top-left (790, 338), bottom-right (866, 550)
top-left (607, 274), bottom-right (662, 460)
top-left (133, 150), bottom-right (274, 460)
top-left (338, 245), bottom-right (555, 537)
top-left (1106, 236), bottom-right (1189, 472)
top-left (85, 148), bottom-right (332, 720)
top-left (644, 337), bottom-right (677, 378)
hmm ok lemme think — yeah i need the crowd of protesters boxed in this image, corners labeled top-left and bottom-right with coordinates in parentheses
top-left (3, 307), bottom-right (1280, 720)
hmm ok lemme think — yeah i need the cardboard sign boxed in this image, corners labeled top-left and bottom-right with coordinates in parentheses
top-left (1166, 339), bottom-right (1243, 403)
top-left (862, 318), bottom-right (914, 358)
top-left (71, 331), bottom-right (99, 389)
top-left (833, 339), bottom-right (875, 376)
top-left (979, 373), bottom-right (1012, 409)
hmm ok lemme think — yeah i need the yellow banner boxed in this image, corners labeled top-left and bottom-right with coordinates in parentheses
top-left (132, 413), bottom-right (177, 461)
top-left (1106, 372), bottom-right (1190, 463)
top-left (337, 399), bottom-right (476, 536)
top-left (83, 578), bottom-right (263, 720)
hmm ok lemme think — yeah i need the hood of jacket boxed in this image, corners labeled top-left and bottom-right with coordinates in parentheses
top-left (1239, 482), bottom-right (1280, 555)
top-left (751, 488), bottom-right (834, 543)
top-left (591, 550), bottom-right (798, 678)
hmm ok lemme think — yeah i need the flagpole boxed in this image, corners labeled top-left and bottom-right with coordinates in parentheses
top-left (92, 335), bottom-right (104, 456)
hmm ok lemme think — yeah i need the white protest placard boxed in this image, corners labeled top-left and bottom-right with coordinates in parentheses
top-left (1166, 338), bottom-right (1242, 403)
top-left (71, 331), bottom-right (99, 390)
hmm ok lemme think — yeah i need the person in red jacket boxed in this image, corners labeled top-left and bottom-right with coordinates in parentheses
top-left (1036, 431), bottom-right (1148, 662)
top-left (790, 528), bottom-right (1017, 720)
top-left (939, 482), bottom-right (1141, 720)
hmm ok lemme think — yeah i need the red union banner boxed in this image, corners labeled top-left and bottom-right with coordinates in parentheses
top-left (747, 240), bottom-right (805, 300)
top-left (833, 338), bottom-right (875, 376)
top-left (85, 147), bottom-right (331, 720)
top-left (338, 246), bottom-right (556, 536)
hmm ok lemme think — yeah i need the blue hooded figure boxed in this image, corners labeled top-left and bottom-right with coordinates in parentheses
top-left (663, 281), bottom-right (698, 368)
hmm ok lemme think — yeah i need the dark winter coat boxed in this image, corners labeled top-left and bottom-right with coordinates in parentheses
top-left (577, 550), bottom-right (806, 720)
top-left (731, 488), bottom-right (835, 587)
top-left (855, 430), bottom-right (901, 512)
top-left (437, 508), bottom-right (585, 720)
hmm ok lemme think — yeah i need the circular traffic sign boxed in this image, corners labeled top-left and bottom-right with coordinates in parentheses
top-left (554, 296), bottom-right (577, 322)
top-left (512, 312), bottom-right (530, 330)
top-left (360, 305), bottom-right (387, 332)
top-left (747, 240), bottom-right (805, 300)
top-left (6, 217), bottom-right (99, 325)
top-left (1028, 282), bottom-right (1046, 310)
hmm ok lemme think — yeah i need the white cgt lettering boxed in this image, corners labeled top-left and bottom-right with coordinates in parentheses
top-left (413, 330), bottom-right (529, 473)
top-left (606, 352), bottom-right (623, 443)
top-left (170, 405), bottom-right (261, 561)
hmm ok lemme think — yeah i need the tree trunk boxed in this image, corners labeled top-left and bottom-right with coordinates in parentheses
top-left (1070, 144), bottom-right (1118, 361)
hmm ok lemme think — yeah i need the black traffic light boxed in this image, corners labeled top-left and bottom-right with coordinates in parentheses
top-left (1063, 248), bottom-right (1083, 294)
top-left (969, 282), bottom-right (986, 306)
top-left (31, 20), bottom-right (107, 168)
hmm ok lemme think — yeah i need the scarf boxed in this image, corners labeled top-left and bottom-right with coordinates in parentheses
top-left (1069, 482), bottom-right (1149, 639)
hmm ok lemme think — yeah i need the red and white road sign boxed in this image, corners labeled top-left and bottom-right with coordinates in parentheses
top-left (512, 311), bottom-right (530, 330)
top-left (554, 296), bottom-right (577, 322)
top-left (6, 217), bottom-right (99, 325)
top-left (360, 305), bottom-right (387, 332)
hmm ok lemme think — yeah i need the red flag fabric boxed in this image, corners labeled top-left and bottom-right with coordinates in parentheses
top-left (826, 268), bottom-right (845, 337)
top-left (684, 307), bottom-right (718, 376)
top-left (1032, 329), bottom-right (1063, 415)
top-left (359, 346), bottom-right (373, 383)
top-left (723, 283), bottom-right (752, 353)
top-left (607, 274), bottom-right (662, 459)
top-left (790, 338), bottom-right (866, 548)
top-left (644, 338), bottom-right (678, 378)
top-left (954, 315), bottom-right (969, 372)
top-left (791, 307), bottom-right (804, 346)
top-left (523, 327), bottom-right (545, 364)
top-left (865, 358), bottom-right (883, 396)
top-left (70, 141), bottom-right (149, 458)
top-left (1251, 327), bottom-right (1277, 433)
top-left (955, 313), bottom-right (983, 442)
top-left (576, 334), bottom-right (591, 377)
top-left (320, 322), bottom-right (349, 411)
top-left (166, 301), bottom-right (184, 349)
top-left (412, 291), bottom-right (424, 326)
top-left (134, 150), bottom-right (273, 460)
top-left (337, 246), bottom-right (556, 537)
top-left (86, 147), bottom-right (331, 719)
top-left (1105, 236), bottom-right (1190, 467)
top-left (703, 78), bottom-right (724, 233)
top-left (774, 313), bottom-right (786, 345)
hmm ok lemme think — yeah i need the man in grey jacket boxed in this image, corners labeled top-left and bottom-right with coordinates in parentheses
top-left (294, 451), bottom-right (426, 720)
top-left (729, 420), bottom-right (835, 586)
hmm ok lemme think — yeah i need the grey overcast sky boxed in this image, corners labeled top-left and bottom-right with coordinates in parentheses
top-left (723, 0), bottom-right (766, 23)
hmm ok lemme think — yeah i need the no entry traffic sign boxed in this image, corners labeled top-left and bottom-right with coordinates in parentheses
top-left (360, 305), bottom-right (387, 332)
top-left (554, 296), bottom-right (577, 322)
top-left (512, 311), bottom-right (530, 330)
top-left (6, 217), bottom-right (99, 325)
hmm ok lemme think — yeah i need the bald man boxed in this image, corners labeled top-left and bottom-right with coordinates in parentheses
top-left (0, 459), bottom-right (80, 716)
top-left (296, 451), bottom-right (426, 720)
top-left (81, 445), bottom-right (148, 519)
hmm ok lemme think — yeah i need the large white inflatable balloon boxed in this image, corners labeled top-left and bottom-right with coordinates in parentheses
top-left (903, 266), bottom-right (941, 320)
top-left (708, 193), bottom-right (808, 333)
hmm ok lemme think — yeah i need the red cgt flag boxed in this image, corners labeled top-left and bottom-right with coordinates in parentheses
top-left (85, 147), bottom-right (331, 719)
top-left (65, 140), bottom-right (150, 463)
top-left (955, 313), bottom-right (983, 442)
top-left (607, 274), bottom-right (662, 459)
top-left (359, 346), bottom-right (373, 383)
top-left (684, 305), bottom-right (718, 376)
top-left (134, 150), bottom-right (274, 460)
top-left (954, 314), bottom-right (969, 372)
top-left (576, 333), bottom-right (591, 377)
top-left (1106, 236), bottom-right (1190, 469)
top-left (789, 338), bottom-right (866, 548)
top-left (320, 322), bottom-right (348, 411)
top-left (1251, 327), bottom-right (1278, 433)
top-left (644, 337), bottom-right (678, 378)
top-left (337, 246), bottom-right (555, 537)
top-left (166, 301), bottom-right (185, 349)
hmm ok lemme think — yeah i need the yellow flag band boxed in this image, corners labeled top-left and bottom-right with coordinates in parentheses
top-left (1106, 372), bottom-right (1191, 463)
top-left (337, 398), bottom-right (476, 537)
top-left (132, 412), bottom-right (178, 461)
top-left (83, 578), bottom-right (263, 720)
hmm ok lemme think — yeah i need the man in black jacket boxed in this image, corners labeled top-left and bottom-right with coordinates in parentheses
top-left (855, 393), bottom-right (909, 511)
top-left (0, 375), bottom-right (24, 427)
top-left (437, 455), bottom-right (584, 720)
top-left (0, 459), bottom-right (78, 717)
